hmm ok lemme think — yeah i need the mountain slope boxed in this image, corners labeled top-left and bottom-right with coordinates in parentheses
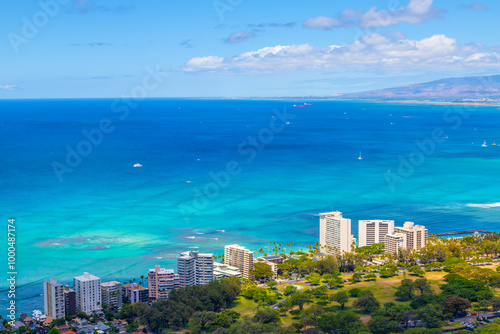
top-left (334, 75), bottom-right (500, 101)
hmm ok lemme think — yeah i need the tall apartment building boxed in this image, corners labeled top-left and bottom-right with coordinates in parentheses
top-left (394, 222), bottom-right (428, 250)
top-left (101, 281), bottom-right (122, 310)
top-left (63, 285), bottom-right (76, 316)
top-left (177, 250), bottom-right (214, 287)
top-left (358, 220), bottom-right (395, 247)
top-left (224, 244), bottom-right (254, 279)
top-left (385, 233), bottom-right (407, 256)
top-left (74, 272), bottom-right (102, 314)
top-left (43, 278), bottom-right (65, 320)
top-left (319, 211), bottom-right (355, 254)
top-left (122, 283), bottom-right (149, 304)
top-left (148, 265), bottom-right (180, 300)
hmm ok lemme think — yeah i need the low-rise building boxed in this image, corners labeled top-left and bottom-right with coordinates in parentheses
top-left (122, 283), bottom-right (149, 304)
top-left (213, 262), bottom-right (242, 280)
top-left (255, 257), bottom-right (278, 280)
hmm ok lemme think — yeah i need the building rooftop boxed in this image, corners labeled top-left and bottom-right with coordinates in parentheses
top-left (225, 244), bottom-right (252, 252)
top-left (262, 255), bottom-right (282, 260)
top-left (123, 283), bottom-right (147, 291)
top-left (74, 272), bottom-right (100, 281)
top-left (149, 267), bottom-right (176, 274)
top-left (319, 211), bottom-right (343, 217)
top-left (101, 281), bottom-right (121, 287)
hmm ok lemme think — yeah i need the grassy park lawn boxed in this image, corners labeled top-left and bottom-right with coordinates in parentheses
top-left (230, 296), bottom-right (261, 317)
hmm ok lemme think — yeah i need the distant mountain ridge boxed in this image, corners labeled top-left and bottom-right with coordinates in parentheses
top-left (334, 75), bottom-right (500, 101)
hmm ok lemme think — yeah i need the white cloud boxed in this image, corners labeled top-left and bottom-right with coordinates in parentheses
top-left (460, 2), bottom-right (489, 11)
top-left (225, 31), bottom-right (255, 43)
top-left (359, 0), bottom-right (439, 27)
top-left (304, 0), bottom-right (441, 29)
top-left (0, 85), bottom-right (16, 90)
top-left (182, 33), bottom-right (500, 73)
top-left (303, 16), bottom-right (342, 29)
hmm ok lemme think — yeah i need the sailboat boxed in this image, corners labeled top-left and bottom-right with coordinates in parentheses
top-left (482, 140), bottom-right (487, 147)
top-left (358, 151), bottom-right (363, 160)
top-left (185, 178), bottom-right (191, 184)
top-left (493, 140), bottom-right (496, 146)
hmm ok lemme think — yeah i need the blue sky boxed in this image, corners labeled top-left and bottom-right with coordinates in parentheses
top-left (1, 0), bottom-right (499, 98)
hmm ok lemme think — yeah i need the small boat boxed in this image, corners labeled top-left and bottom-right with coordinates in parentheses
top-left (358, 151), bottom-right (363, 160)
top-left (133, 163), bottom-right (142, 167)
top-left (186, 178), bottom-right (191, 184)
top-left (293, 104), bottom-right (305, 108)
top-left (493, 140), bottom-right (496, 146)
top-left (482, 140), bottom-right (487, 147)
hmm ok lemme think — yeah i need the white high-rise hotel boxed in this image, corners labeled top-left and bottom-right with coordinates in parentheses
top-left (358, 220), bottom-right (395, 247)
top-left (319, 211), bottom-right (355, 254)
top-left (74, 272), bottom-right (102, 314)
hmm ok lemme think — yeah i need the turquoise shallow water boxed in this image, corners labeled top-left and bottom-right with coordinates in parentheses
top-left (1, 99), bottom-right (500, 314)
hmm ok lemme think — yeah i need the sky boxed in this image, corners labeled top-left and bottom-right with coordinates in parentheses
top-left (1, 0), bottom-right (500, 98)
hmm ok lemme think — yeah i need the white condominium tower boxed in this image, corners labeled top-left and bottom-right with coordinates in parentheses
top-left (319, 211), bottom-right (355, 254)
top-left (177, 250), bottom-right (214, 287)
top-left (394, 221), bottom-right (428, 250)
top-left (385, 233), bottom-right (407, 256)
top-left (74, 272), bottom-right (102, 314)
top-left (224, 244), bottom-right (254, 279)
top-left (43, 278), bottom-right (65, 320)
top-left (358, 220), bottom-right (395, 247)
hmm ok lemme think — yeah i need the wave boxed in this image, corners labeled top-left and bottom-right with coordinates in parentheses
top-left (186, 236), bottom-right (195, 239)
top-left (467, 203), bottom-right (500, 209)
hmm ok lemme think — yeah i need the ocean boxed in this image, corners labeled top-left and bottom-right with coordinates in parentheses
top-left (1, 98), bottom-right (499, 315)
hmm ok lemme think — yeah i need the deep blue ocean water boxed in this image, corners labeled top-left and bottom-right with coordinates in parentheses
top-left (1, 98), bottom-right (500, 315)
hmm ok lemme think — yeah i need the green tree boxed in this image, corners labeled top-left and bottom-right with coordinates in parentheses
top-left (403, 329), bottom-right (442, 334)
top-left (396, 279), bottom-right (415, 300)
top-left (306, 272), bottom-right (321, 285)
top-left (192, 311), bottom-right (216, 330)
top-left (317, 311), bottom-right (367, 333)
top-left (327, 276), bottom-right (343, 288)
top-left (290, 292), bottom-right (311, 311)
top-left (214, 309), bottom-right (240, 328)
top-left (441, 295), bottom-right (471, 317)
top-left (368, 315), bottom-right (402, 334)
top-left (475, 323), bottom-right (500, 333)
top-left (417, 304), bottom-right (444, 328)
top-left (364, 273), bottom-right (377, 281)
top-left (330, 291), bottom-right (349, 310)
top-left (413, 277), bottom-right (432, 296)
top-left (251, 262), bottom-right (274, 281)
top-left (254, 307), bottom-right (280, 324)
top-left (283, 285), bottom-right (297, 296)
top-left (48, 329), bottom-right (59, 334)
top-left (350, 272), bottom-right (362, 283)
top-left (491, 296), bottom-right (500, 310)
top-left (353, 290), bottom-right (380, 313)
